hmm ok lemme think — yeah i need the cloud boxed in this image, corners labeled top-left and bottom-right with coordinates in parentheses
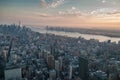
top-left (40, 0), bottom-right (64, 8)
top-left (99, 0), bottom-right (118, 5)
top-left (102, 0), bottom-right (106, 3)
top-left (40, 0), bottom-right (48, 8)
top-left (39, 13), bottom-right (51, 17)
top-left (58, 7), bottom-right (82, 17)
top-left (90, 8), bottom-right (120, 15)
top-left (31, 12), bottom-right (52, 17)
top-left (50, 0), bottom-right (64, 8)
top-left (72, 7), bottom-right (76, 10)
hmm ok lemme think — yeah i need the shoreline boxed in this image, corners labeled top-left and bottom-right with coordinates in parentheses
top-left (46, 27), bottom-right (120, 38)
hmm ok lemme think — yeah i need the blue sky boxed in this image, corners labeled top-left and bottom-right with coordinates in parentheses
top-left (0, 0), bottom-right (120, 29)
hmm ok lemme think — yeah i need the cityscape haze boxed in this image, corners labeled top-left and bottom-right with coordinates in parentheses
top-left (0, 0), bottom-right (120, 80)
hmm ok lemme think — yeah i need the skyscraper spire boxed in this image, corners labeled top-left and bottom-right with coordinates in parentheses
top-left (7, 38), bottom-right (13, 63)
top-left (19, 20), bottom-right (22, 27)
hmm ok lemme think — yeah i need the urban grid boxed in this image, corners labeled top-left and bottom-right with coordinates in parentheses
top-left (0, 24), bottom-right (120, 80)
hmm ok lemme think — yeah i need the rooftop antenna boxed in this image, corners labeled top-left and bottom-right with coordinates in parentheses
top-left (19, 20), bottom-right (22, 27)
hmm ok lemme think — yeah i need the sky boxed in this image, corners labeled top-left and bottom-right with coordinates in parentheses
top-left (0, 0), bottom-right (120, 29)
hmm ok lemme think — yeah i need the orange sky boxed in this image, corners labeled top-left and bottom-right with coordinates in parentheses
top-left (0, 0), bottom-right (120, 30)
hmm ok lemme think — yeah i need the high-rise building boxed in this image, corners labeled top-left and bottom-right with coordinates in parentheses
top-left (4, 67), bottom-right (22, 80)
top-left (7, 39), bottom-right (13, 63)
top-left (2, 50), bottom-right (7, 62)
top-left (49, 69), bottom-right (56, 80)
top-left (0, 56), bottom-right (5, 79)
top-left (55, 60), bottom-right (60, 76)
top-left (78, 57), bottom-right (89, 80)
top-left (46, 52), bottom-right (51, 61)
top-left (69, 65), bottom-right (73, 80)
top-left (47, 54), bottom-right (55, 69)
top-left (19, 21), bottom-right (22, 27)
top-left (58, 56), bottom-right (62, 71)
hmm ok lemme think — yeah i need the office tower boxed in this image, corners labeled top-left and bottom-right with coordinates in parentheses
top-left (43, 51), bottom-right (48, 60)
top-left (50, 45), bottom-right (55, 56)
top-left (2, 50), bottom-right (7, 62)
top-left (47, 54), bottom-right (55, 69)
top-left (69, 65), bottom-right (73, 80)
top-left (50, 39), bottom-right (58, 59)
top-left (7, 39), bottom-right (12, 63)
top-left (55, 60), bottom-right (60, 76)
top-left (78, 57), bottom-right (89, 80)
top-left (49, 69), bottom-right (56, 80)
top-left (58, 56), bottom-right (62, 71)
top-left (46, 52), bottom-right (51, 61)
top-left (0, 56), bottom-right (5, 79)
top-left (5, 68), bottom-right (22, 80)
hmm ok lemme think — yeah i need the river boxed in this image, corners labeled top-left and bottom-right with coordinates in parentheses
top-left (28, 26), bottom-right (120, 43)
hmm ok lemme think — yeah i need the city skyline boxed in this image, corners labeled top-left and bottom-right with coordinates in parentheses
top-left (0, 0), bottom-right (120, 29)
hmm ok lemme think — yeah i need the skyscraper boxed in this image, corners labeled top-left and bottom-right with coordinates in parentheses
top-left (78, 57), bottom-right (89, 80)
top-left (58, 56), bottom-right (62, 71)
top-left (49, 69), bottom-right (56, 80)
top-left (69, 64), bottom-right (73, 80)
top-left (0, 56), bottom-right (5, 79)
top-left (7, 39), bottom-right (13, 63)
top-left (55, 60), bottom-right (60, 76)
top-left (47, 54), bottom-right (55, 69)
top-left (19, 21), bottom-right (22, 27)
top-left (5, 68), bottom-right (22, 80)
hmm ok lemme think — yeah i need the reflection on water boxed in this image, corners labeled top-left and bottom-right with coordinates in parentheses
top-left (29, 26), bottom-right (120, 43)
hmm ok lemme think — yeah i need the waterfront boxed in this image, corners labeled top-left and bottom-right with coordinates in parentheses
top-left (29, 26), bottom-right (120, 43)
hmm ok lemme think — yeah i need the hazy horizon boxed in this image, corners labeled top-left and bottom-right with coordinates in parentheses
top-left (0, 0), bottom-right (120, 30)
